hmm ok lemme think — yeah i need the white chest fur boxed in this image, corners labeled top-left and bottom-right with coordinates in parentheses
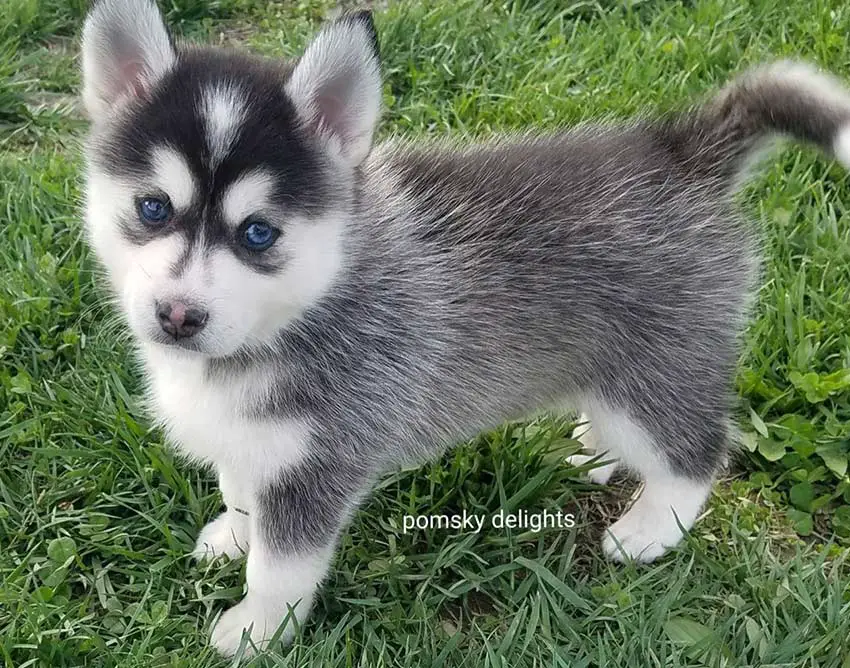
top-left (141, 345), bottom-right (309, 488)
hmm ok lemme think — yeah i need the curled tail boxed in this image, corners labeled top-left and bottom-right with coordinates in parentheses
top-left (681, 61), bottom-right (850, 182)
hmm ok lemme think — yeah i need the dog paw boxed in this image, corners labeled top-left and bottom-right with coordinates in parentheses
top-left (567, 415), bottom-right (618, 484)
top-left (192, 511), bottom-right (250, 562)
top-left (602, 475), bottom-right (709, 563)
top-left (566, 452), bottom-right (618, 485)
top-left (602, 501), bottom-right (683, 563)
top-left (210, 596), bottom-right (298, 656)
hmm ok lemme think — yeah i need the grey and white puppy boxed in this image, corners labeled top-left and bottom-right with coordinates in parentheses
top-left (80, 0), bottom-right (850, 655)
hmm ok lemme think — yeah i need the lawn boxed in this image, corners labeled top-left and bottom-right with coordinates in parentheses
top-left (2, 0), bottom-right (850, 666)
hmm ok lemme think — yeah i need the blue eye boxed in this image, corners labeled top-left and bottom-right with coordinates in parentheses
top-left (241, 220), bottom-right (278, 251)
top-left (138, 197), bottom-right (172, 225)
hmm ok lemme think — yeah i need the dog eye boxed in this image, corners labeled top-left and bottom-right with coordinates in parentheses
top-left (137, 197), bottom-right (172, 225)
top-left (240, 219), bottom-right (279, 251)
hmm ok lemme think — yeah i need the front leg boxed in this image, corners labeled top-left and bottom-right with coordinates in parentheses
top-left (193, 467), bottom-right (252, 561)
top-left (210, 456), bottom-right (368, 656)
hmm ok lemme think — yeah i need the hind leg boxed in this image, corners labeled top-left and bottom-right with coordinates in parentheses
top-left (566, 411), bottom-right (620, 484)
top-left (602, 468), bottom-right (712, 562)
top-left (590, 404), bottom-right (718, 562)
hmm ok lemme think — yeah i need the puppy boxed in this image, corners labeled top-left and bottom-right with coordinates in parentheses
top-left (80, 0), bottom-right (850, 655)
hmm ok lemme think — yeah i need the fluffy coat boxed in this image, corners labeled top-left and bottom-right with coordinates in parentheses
top-left (80, 0), bottom-right (850, 655)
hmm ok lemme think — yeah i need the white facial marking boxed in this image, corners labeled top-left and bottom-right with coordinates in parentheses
top-left (201, 82), bottom-right (246, 168)
top-left (221, 170), bottom-right (276, 227)
top-left (86, 149), bottom-right (346, 357)
top-left (122, 233), bottom-right (187, 337)
top-left (151, 145), bottom-right (196, 209)
top-left (202, 211), bottom-right (346, 347)
top-left (84, 170), bottom-right (136, 292)
top-left (278, 213), bottom-right (346, 313)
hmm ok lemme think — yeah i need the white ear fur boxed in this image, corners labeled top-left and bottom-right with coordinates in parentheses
top-left (82, 0), bottom-right (176, 121)
top-left (285, 13), bottom-right (382, 167)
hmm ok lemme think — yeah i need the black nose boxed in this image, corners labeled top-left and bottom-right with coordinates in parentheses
top-left (156, 300), bottom-right (208, 339)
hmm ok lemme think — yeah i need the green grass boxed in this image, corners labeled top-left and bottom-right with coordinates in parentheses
top-left (2, 0), bottom-right (850, 665)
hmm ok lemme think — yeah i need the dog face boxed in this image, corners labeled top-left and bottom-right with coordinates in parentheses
top-left (81, 0), bottom-right (381, 357)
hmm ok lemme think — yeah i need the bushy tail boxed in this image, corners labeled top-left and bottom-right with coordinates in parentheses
top-left (686, 61), bottom-right (850, 181)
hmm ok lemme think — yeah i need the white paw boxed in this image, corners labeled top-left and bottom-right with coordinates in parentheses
top-left (602, 475), bottom-right (710, 563)
top-left (568, 416), bottom-right (617, 484)
top-left (210, 596), bottom-right (299, 657)
top-left (566, 452), bottom-right (618, 484)
top-left (573, 415), bottom-right (598, 449)
top-left (192, 511), bottom-right (250, 562)
top-left (602, 500), bottom-right (685, 563)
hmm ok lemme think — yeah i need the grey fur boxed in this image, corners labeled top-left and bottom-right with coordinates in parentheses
top-left (209, 64), bottom-right (850, 555)
top-left (81, 3), bottom-right (850, 646)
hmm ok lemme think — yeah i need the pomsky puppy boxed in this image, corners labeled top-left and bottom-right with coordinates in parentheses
top-left (80, 0), bottom-right (850, 656)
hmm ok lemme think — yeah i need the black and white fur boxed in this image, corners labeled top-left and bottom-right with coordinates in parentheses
top-left (80, 0), bottom-right (850, 656)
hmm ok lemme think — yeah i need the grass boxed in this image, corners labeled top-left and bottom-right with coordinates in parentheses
top-left (2, 0), bottom-right (850, 665)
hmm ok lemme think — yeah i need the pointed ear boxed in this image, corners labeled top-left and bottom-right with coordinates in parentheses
top-left (81, 0), bottom-right (176, 122)
top-left (285, 12), bottom-right (382, 167)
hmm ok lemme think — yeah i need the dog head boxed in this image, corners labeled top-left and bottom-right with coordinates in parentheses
top-left (81, 0), bottom-right (381, 357)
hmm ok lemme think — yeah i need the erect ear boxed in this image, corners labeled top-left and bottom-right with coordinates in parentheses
top-left (285, 11), bottom-right (382, 167)
top-left (81, 0), bottom-right (176, 122)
